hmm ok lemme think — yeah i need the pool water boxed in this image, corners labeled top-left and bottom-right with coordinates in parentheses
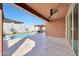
top-left (12, 34), bottom-right (29, 39)
top-left (4, 33), bottom-right (34, 40)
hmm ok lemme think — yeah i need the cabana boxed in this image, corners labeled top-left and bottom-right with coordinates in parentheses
top-left (3, 18), bottom-right (24, 33)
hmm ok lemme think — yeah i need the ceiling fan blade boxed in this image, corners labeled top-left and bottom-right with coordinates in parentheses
top-left (48, 9), bottom-right (58, 19)
top-left (52, 9), bottom-right (58, 15)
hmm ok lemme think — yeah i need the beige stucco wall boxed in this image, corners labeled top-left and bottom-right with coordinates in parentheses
top-left (0, 4), bottom-right (2, 56)
top-left (46, 18), bottom-right (65, 38)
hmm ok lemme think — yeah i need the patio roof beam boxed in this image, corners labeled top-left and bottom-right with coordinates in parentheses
top-left (15, 3), bottom-right (49, 22)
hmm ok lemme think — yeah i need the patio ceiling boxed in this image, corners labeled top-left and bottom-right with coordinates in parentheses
top-left (14, 3), bottom-right (71, 22)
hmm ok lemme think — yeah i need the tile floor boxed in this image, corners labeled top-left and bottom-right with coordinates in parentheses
top-left (3, 33), bottom-right (75, 56)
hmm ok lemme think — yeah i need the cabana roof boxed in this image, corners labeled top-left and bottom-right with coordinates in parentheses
top-left (3, 18), bottom-right (24, 24)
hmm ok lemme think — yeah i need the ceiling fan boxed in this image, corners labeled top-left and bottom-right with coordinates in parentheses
top-left (48, 9), bottom-right (58, 20)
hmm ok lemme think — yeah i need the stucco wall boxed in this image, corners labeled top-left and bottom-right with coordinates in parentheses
top-left (0, 4), bottom-right (2, 56)
top-left (46, 18), bottom-right (65, 38)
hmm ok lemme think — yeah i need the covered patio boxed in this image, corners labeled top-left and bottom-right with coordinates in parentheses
top-left (2, 3), bottom-right (78, 56)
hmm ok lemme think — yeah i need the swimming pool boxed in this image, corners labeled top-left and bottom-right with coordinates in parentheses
top-left (4, 33), bottom-right (34, 40)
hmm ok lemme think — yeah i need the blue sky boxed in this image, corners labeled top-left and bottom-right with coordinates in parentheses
top-left (3, 3), bottom-right (45, 26)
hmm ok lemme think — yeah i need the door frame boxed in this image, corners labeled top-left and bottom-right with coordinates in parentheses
top-left (65, 3), bottom-right (79, 55)
top-left (65, 3), bottom-right (75, 54)
top-left (65, 3), bottom-right (75, 42)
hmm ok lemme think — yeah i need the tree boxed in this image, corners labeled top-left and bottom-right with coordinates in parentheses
top-left (25, 28), bottom-right (29, 32)
top-left (9, 27), bottom-right (17, 34)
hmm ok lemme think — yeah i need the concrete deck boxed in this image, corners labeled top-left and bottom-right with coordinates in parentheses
top-left (3, 33), bottom-right (75, 56)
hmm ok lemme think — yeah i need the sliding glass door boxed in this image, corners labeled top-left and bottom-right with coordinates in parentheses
top-left (73, 4), bottom-right (78, 56)
top-left (67, 12), bottom-right (72, 46)
top-left (67, 4), bottom-right (78, 56)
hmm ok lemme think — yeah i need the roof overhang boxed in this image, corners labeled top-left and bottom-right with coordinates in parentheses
top-left (13, 3), bottom-right (49, 22)
top-left (12, 3), bottom-right (73, 22)
top-left (3, 18), bottom-right (24, 24)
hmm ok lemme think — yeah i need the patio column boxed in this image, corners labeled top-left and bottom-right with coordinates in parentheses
top-left (0, 3), bottom-right (2, 56)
